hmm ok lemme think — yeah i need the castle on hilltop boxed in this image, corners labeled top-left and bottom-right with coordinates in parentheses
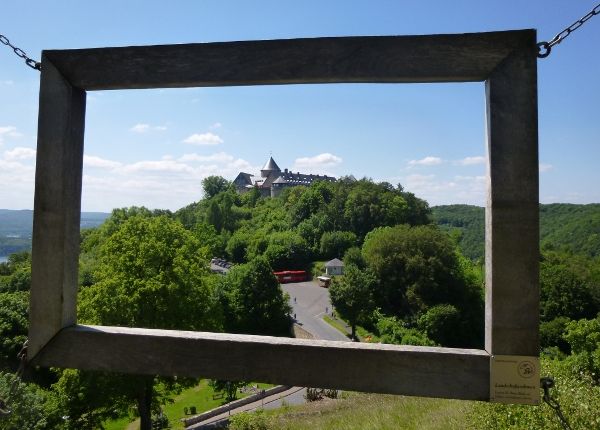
top-left (233, 156), bottom-right (336, 197)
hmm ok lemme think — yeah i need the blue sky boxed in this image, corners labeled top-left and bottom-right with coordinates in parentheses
top-left (1, 1), bottom-right (599, 211)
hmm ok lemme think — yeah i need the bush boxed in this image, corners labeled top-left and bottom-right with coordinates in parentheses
top-left (229, 410), bottom-right (271, 430)
top-left (417, 304), bottom-right (462, 347)
top-left (468, 357), bottom-right (600, 429)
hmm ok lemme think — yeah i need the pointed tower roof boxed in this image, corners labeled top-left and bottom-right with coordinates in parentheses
top-left (261, 156), bottom-right (281, 172)
top-left (260, 156), bottom-right (281, 178)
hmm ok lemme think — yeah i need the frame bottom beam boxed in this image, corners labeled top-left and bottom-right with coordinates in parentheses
top-left (33, 325), bottom-right (490, 401)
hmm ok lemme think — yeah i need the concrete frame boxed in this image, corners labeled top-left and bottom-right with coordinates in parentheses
top-left (28, 30), bottom-right (539, 402)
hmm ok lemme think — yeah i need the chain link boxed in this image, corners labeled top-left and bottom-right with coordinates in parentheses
top-left (538, 3), bottom-right (600, 58)
top-left (0, 340), bottom-right (28, 417)
top-left (0, 33), bottom-right (41, 71)
top-left (540, 377), bottom-right (573, 430)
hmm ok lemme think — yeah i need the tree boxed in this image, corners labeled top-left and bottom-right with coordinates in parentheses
top-left (564, 316), bottom-right (600, 384)
top-left (73, 214), bottom-right (222, 430)
top-left (417, 304), bottom-right (462, 347)
top-left (342, 180), bottom-right (409, 239)
top-left (319, 231), bottom-right (357, 260)
top-left (0, 292), bottom-right (28, 372)
top-left (202, 175), bottom-right (231, 199)
top-left (206, 199), bottom-right (223, 232)
top-left (540, 258), bottom-right (598, 322)
top-left (263, 231), bottom-right (311, 271)
top-left (361, 224), bottom-right (484, 347)
top-left (329, 265), bottom-right (376, 340)
top-left (217, 257), bottom-right (291, 336)
top-left (374, 312), bottom-right (435, 347)
top-left (208, 380), bottom-right (247, 402)
top-left (0, 372), bottom-right (63, 430)
top-left (343, 247), bottom-right (366, 270)
top-left (362, 225), bottom-right (465, 317)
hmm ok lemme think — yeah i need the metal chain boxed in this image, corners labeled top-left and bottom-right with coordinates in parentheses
top-left (538, 3), bottom-right (600, 58)
top-left (0, 33), bottom-right (41, 71)
top-left (0, 341), bottom-right (28, 417)
top-left (540, 377), bottom-right (573, 430)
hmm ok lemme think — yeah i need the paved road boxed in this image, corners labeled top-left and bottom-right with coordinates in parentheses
top-left (282, 280), bottom-right (349, 342)
top-left (186, 280), bottom-right (347, 428)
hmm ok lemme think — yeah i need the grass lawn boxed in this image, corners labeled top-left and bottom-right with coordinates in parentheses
top-left (322, 315), bottom-right (380, 343)
top-left (323, 315), bottom-right (350, 338)
top-left (247, 392), bottom-right (474, 430)
top-left (104, 380), bottom-right (272, 430)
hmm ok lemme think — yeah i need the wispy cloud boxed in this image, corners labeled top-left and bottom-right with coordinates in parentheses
top-left (77, 151), bottom-right (258, 210)
top-left (0, 145), bottom-right (36, 208)
top-left (394, 173), bottom-right (485, 206)
top-left (209, 122), bottom-right (222, 129)
top-left (457, 156), bottom-right (485, 166)
top-left (539, 163), bottom-right (553, 173)
top-left (84, 155), bottom-right (122, 169)
top-left (183, 132), bottom-right (223, 145)
top-left (3, 147), bottom-right (35, 161)
top-left (0, 126), bottom-right (23, 144)
top-left (408, 156), bottom-right (443, 167)
top-left (130, 123), bottom-right (168, 133)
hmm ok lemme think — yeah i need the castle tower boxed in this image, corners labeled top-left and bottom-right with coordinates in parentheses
top-left (260, 156), bottom-right (281, 178)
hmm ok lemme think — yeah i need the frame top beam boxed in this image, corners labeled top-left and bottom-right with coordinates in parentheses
top-left (43, 30), bottom-right (535, 91)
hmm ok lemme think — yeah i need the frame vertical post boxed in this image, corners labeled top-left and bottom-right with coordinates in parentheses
top-left (485, 34), bottom-right (539, 356)
top-left (28, 55), bottom-right (86, 358)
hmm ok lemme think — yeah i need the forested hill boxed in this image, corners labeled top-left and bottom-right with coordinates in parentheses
top-left (432, 203), bottom-right (600, 260)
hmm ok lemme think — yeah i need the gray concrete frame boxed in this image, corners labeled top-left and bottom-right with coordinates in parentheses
top-left (28, 30), bottom-right (539, 402)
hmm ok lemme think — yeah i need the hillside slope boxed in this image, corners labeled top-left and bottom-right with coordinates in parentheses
top-left (432, 203), bottom-right (600, 260)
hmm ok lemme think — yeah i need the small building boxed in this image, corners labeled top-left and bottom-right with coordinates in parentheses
top-left (324, 258), bottom-right (344, 276)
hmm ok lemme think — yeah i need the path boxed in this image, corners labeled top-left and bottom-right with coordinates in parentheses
top-left (187, 386), bottom-right (306, 429)
top-left (282, 280), bottom-right (349, 342)
top-left (186, 279), bottom-right (348, 428)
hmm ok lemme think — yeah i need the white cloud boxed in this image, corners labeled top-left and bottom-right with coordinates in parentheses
top-left (84, 155), bottom-right (122, 169)
top-left (408, 156), bottom-right (443, 167)
top-left (130, 123), bottom-right (167, 133)
top-left (293, 153), bottom-right (343, 171)
top-left (394, 173), bottom-right (485, 206)
top-left (458, 156), bottom-right (485, 166)
top-left (209, 122), bottom-right (222, 129)
top-left (130, 123), bottom-right (150, 133)
top-left (0, 126), bottom-right (23, 144)
top-left (3, 147), bottom-right (36, 161)
top-left (178, 152), bottom-right (234, 163)
top-left (120, 160), bottom-right (195, 174)
top-left (183, 132), bottom-right (223, 145)
top-left (0, 154), bottom-right (36, 209)
top-left (539, 163), bottom-right (553, 173)
top-left (78, 151), bottom-right (259, 211)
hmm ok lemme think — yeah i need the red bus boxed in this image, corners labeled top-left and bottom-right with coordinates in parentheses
top-left (273, 270), bottom-right (307, 284)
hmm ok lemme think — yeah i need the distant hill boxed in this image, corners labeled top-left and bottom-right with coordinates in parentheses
top-left (0, 209), bottom-right (109, 257)
top-left (432, 203), bottom-right (600, 260)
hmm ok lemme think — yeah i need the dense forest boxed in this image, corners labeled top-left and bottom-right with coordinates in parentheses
top-left (1, 178), bottom-right (599, 429)
top-left (433, 203), bottom-right (600, 260)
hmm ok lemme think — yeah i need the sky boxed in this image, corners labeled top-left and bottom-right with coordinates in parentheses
top-left (1, 1), bottom-right (599, 212)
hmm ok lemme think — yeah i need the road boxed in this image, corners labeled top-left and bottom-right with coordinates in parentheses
top-left (186, 279), bottom-right (347, 428)
top-left (282, 280), bottom-right (349, 341)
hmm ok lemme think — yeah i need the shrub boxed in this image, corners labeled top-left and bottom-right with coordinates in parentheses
top-left (229, 410), bottom-right (271, 430)
top-left (468, 357), bottom-right (600, 429)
